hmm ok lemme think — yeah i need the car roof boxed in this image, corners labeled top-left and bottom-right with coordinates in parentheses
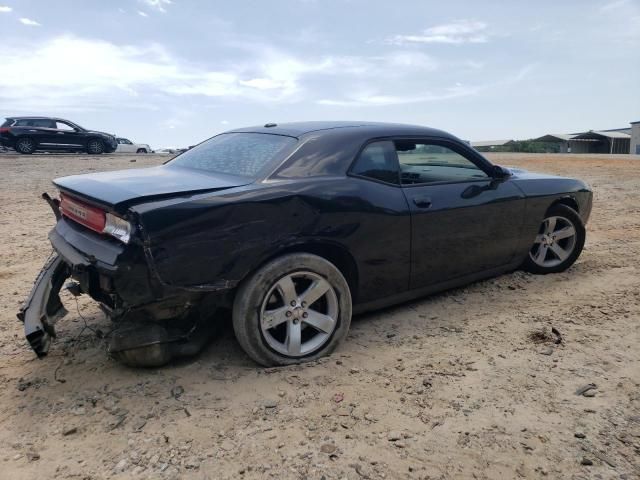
top-left (228, 121), bottom-right (457, 140)
top-left (6, 116), bottom-right (72, 122)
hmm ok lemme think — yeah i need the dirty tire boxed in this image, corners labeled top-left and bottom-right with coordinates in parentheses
top-left (233, 253), bottom-right (352, 366)
top-left (86, 138), bottom-right (105, 154)
top-left (15, 136), bottom-right (36, 154)
top-left (522, 204), bottom-right (585, 274)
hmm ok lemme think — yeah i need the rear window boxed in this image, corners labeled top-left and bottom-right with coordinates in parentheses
top-left (1, 119), bottom-right (13, 128)
top-left (168, 133), bottom-right (297, 177)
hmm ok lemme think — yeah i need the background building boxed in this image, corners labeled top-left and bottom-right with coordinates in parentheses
top-left (470, 139), bottom-right (514, 152)
top-left (474, 121), bottom-right (638, 154)
top-left (631, 121), bottom-right (640, 155)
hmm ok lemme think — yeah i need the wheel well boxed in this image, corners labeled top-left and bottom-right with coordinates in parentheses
top-left (549, 196), bottom-right (579, 214)
top-left (260, 243), bottom-right (360, 303)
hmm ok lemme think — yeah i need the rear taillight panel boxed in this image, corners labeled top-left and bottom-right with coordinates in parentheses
top-left (59, 193), bottom-right (132, 243)
top-left (60, 194), bottom-right (106, 232)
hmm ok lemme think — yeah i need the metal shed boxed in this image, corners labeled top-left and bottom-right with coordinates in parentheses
top-left (533, 134), bottom-right (577, 153)
top-left (568, 130), bottom-right (631, 154)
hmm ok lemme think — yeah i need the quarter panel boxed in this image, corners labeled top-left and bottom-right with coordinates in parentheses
top-left (134, 178), bottom-right (412, 304)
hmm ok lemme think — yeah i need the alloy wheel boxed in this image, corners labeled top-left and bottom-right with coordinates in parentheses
top-left (17, 138), bottom-right (35, 153)
top-left (87, 140), bottom-right (103, 154)
top-left (260, 271), bottom-right (339, 357)
top-left (529, 215), bottom-right (577, 268)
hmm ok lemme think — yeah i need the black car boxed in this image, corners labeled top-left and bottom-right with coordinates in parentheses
top-left (0, 116), bottom-right (117, 154)
top-left (19, 121), bottom-right (592, 367)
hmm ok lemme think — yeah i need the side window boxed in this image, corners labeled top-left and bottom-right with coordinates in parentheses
top-left (56, 121), bottom-right (75, 131)
top-left (396, 141), bottom-right (488, 185)
top-left (351, 141), bottom-right (399, 184)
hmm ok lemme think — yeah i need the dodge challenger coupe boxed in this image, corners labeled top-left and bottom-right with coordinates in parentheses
top-left (18, 122), bottom-right (592, 367)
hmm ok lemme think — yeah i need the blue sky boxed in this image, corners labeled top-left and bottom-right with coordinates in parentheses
top-left (0, 0), bottom-right (638, 148)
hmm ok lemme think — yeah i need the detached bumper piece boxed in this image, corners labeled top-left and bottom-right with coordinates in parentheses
top-left (17, 255), bottom-right (70, 357)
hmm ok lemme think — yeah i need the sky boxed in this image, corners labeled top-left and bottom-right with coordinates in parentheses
top-left (0, 0), bottom-right (638, 149)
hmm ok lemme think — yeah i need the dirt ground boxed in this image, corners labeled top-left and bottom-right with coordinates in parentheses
top-left (0, 152), bottom-right (639, 480)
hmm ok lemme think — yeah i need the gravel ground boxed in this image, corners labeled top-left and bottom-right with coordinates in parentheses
top-left (0, 152), bottom-right (639, 480)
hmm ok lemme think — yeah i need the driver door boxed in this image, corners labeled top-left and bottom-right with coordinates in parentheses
top-left (396, 138), bottom-right (526, 289)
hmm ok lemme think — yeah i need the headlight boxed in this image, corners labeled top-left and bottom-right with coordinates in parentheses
top-left (103, 213), bottom-right (132, 243)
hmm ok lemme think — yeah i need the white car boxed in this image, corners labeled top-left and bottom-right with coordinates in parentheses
top-left (115, 137), bottom-right (151, 154)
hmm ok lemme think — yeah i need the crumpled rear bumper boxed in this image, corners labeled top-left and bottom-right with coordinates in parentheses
top-left (17, 218), bottom-right (127, 358)
top-left (17, 255), bottom-right (70, 357)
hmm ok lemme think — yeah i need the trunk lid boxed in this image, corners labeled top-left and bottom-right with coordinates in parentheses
top-left (53, 165), bottom-right (251, 209)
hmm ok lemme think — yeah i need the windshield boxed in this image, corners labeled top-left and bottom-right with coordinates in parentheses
top-left (168, 133), bottom-right (297, 178)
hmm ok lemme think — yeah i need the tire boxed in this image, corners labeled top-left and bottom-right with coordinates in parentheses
top-left (86, 138), bottom-right (105, 154)
top-left (522, 204), bottom-right (585, 274)
top-left (232, 253), bottom-right (352, 366)
top-left (136, 148), bottom-right (148, 154)
top-left (15, 136), bottom-right (36, 154)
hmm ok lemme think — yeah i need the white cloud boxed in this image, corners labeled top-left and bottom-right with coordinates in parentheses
top-left (141, 0), bottom-right (171, 13)
top-left (317, 63), bottom-right (537, 108)
top-left (220, 120), bottom-right (229, 125)
top-left (317, 85), bottom-right (481, 107)
top-left (0, 34), bottom-right (472, 113)
top-left (0, 5), bottom-right (12, 13)
top-left (19, 17), bottom-right (41, 26)
top-left (138, 11), bottom-right (148, 17)
top-left (387, 20), bottom-right (488, 45)
top-left (0, 36), bottom-right (341, 109)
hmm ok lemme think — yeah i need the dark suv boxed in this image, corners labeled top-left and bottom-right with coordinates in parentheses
top-left (0, 117), bottom-right (117, 154)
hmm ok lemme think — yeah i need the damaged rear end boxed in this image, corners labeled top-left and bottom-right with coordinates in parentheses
top-left (18, 166), bottom-right (250, 366)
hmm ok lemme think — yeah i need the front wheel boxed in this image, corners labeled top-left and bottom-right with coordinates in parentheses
top-left (136, 148), bottom-right (148, 154)
top-left (86, 138), bottom-right (105, 154)
top-left (232, 253), bottom-right (352, 366)
top-left (522, 204), bottom-right (585, 274)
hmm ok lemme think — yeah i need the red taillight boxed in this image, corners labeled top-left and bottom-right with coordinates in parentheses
top-left (0, 127), bottom-right (10, 133)
top-left (59, 193), bottom-right (106, 233)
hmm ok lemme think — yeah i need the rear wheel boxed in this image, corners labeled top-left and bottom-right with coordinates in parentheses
top-left (87, 138), bottom-right (105, 154)
top-left (136, 148), bottom-right (148, 154)
top-left (522, 204), bottom-right (585, 274)
top-left (232, 253), bottom-right (352, 366)
top-left (15, 137), bottom-right (36, 154)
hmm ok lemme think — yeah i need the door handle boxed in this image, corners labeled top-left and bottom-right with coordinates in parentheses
top-left (413, 196), bottom-right (432, 208)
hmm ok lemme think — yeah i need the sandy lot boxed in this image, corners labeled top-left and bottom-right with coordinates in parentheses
top-left (0, 152), bottom-right (639, 480)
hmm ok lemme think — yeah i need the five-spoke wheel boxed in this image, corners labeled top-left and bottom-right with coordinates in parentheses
top-left (260, 271), bottom-right (338, 357)
top-left (523, 204), bottom-right (585, 274)
top-left (233, 253), bottom-right (352, 366)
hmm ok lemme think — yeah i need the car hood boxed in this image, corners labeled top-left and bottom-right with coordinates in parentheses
top-left (53, 165), bottom-right (252, 209)
top-left (85, 130), bottom-right (115, 138)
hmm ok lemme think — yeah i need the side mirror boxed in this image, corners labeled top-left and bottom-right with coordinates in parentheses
top-left (492, 165), bottom-right (511, 178)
